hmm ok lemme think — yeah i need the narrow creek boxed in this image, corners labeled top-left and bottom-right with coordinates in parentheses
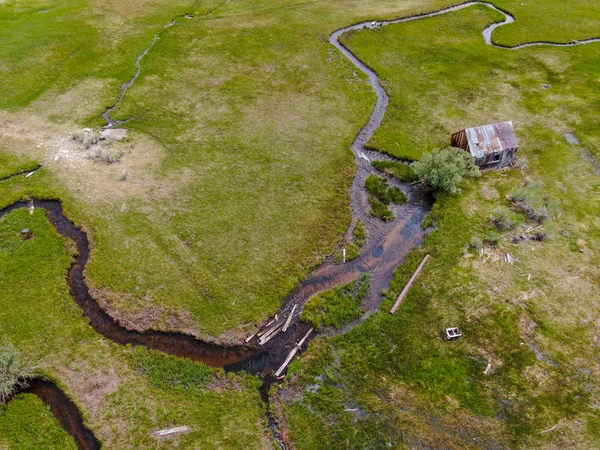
top-left (2, 2), bottom-right (599, 448)
top-left (102, 0), bottom-right (231, 126)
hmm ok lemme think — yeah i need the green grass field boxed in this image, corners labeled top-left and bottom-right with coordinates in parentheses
top-left (0, 206), bottom-right (271, 448)
top-left (279, 4), bottom-right (600, 449)
top-left (1, 0), bottom-right (599, 448)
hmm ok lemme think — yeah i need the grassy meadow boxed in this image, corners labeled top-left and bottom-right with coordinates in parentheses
top-left (1, 0), bottom-right (599, 448)
top-left (279, 4), bottom-right (600, 449)
top-left (0, 204), bottom-right (272, 448)
top-left (1, 0), bottom-right (596, 338)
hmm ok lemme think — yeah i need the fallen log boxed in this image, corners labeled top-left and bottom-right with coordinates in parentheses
top-left (244, 330), bottom-right (258, 343)
top-left (155, 426), bottom-right (190, 437)
top-left (274, 328), bottom-right (313, 377)
top-left (390, 254), bottom-right (430, 314)
top-left (258, 321), bottom-right (282, 341)
top-left (282, 304), bottom-right (297, 332)
top-left (257, 319), bottom-right (277, 338)
top-left (259, 325), bottom-right (283, 346)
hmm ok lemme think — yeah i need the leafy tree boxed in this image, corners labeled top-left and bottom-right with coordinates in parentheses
top-left (412, 147), bottom-right (480, 194)
top-left (0, 339), bottom-right (35, 403)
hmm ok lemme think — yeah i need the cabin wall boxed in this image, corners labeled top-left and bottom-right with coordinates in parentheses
top-left (451, 131), bottom-right (468, 150)
top-left (477, 147), bottom-right (518, 169)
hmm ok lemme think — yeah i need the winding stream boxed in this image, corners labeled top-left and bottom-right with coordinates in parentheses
top-left (2, 2), bottom-right (599, 448)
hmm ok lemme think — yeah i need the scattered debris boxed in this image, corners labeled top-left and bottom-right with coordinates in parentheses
top-left (445, 327), bottom-right (461, 340)
top-left (539, 424), bottom-right (558, 434)
top-left (390, 254), bottom-right (430, 314)
top-left (28, 199), bottom-right (34, 215)
top-left (259, 322), bottom-right (284, 345)
top-left (505, 252), bottom-right (515, 264)
top-left (25, 171), bottom-right (35, 178)
top-left (357, 150), bottom-right (370, 162)
top-left (484, 363), bottom-right (492, 375)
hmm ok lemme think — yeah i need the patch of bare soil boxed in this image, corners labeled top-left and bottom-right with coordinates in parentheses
top-left (90, 285), bottom-right (203, 338)
top-left (383, 382), bottom-right (509, 449)
top-left (58, 360), bottom-right (126, 416)
top-left (206, 373), bottom-right (244, 393)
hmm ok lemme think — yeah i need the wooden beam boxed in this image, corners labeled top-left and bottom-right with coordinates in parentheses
top-left (274, 328), bottom-right (313, 377)
top-left (390, 254), bottom-right (430, 314)
top-left (259, 326), bottom-right (283, 346)
top-left (258, 322), bottom-right (284, 345)
top-left (282, 304), bottom-right (297, 332)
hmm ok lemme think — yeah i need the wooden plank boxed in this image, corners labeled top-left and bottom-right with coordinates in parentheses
top-left (258, 322), bottom-right (283, 343)
top-left (274, 347), bottom-right (299, 377)
top-left (390, 254), bottom-right (430, 314)
top-left (155, 426), bottom-right (190, 437)
top-left (282, 304), bottom-right (297, 332)
top-left (244, 330), bottom-right (258, 343)
top-left (274, 328), bottom-right (313, 377)
top-left (259, 326), bottom-right (282, 346)
top-left (257, 319), bottom-right (277, 338)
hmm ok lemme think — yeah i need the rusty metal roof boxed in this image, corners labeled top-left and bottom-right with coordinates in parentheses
top-left (464, 121), bottom-right (518, 158)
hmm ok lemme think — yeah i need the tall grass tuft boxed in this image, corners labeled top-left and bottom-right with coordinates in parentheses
top-left (509, 181), bottom-right (562, 223)
top-left (0, 339), bottom-right (35, 404)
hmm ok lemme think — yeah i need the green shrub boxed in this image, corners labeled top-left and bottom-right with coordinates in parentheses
top-left (88, 147), bottom-right (124, 164)
top-left (490, 206), bottom-right (524, 231)
top-left (412, 147), bottom-right (480, 194)
top-left (484, 229), bottom-right (504, 246)
top-left (71, 129), bottom-right (99, 149)
top-left (371, 160), bottom-right (418, 182)
top-left (0, 340), bottom-right (35, 404)
top-left (469, 235), bottom-right (483, 250)
top-left (301, 274), bottom-right (370, 329)
top-left (509, 182), bottom-right (562, 223)
top-left (366, 175), bottom-right (406, 220)
top-left (369, 197), bottom-right (394, 221)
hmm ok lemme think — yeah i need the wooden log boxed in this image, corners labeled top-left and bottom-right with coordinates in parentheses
top-left (274, 328), bottom-right (313, 377)
top-left (390, 254), bottom-right (430, 314)
top-left (274, 347), bottom-right (299, 377)
top-left (259, 326), bottom-right (283, 346)
top-left (258, 322), bottom-right (282, 342)
top-left (257, 319), bottom-right (276, 337)
top-left (484, 363), bottom-right (492, 375)
top-left (155, 426), bottom-right (190, 437)
top-left (297, 327), bottom-right (313, 348)
top-left (244, 330), bottom-right (258, 343)
top-left (282, 304), bottom-right (297, 332)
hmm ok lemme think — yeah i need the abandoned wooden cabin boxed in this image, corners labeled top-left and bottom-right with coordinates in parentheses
top-left (451, 121), bottom-right (518, 169)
